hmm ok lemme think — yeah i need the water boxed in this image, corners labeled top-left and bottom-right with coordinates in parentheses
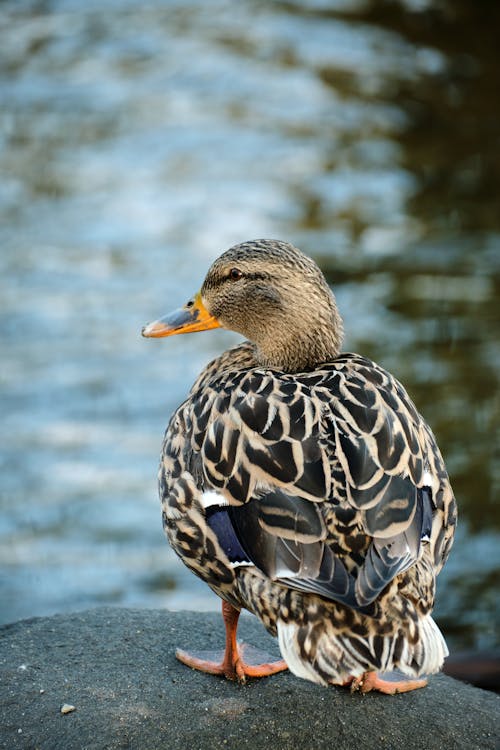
top-left (1, 0), bottom-right (499, 654)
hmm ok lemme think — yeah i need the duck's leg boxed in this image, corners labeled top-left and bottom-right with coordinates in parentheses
top-left (175, 600), bottom-right (288, 683)
top-left (349, 671), bottom-right (428, 695)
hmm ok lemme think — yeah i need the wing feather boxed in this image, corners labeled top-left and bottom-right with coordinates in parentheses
top-left (192, 352), bottom-right (455, 609)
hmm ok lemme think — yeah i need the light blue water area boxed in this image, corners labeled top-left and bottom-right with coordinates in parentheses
top-left (0, 0), bottom-right (498, 652)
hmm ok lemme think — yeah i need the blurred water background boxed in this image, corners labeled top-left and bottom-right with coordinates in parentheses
top-left (1, 0), bottom-right (499, 657)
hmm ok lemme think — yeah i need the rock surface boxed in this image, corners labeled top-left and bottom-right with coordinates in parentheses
top-left (0, 608), bottom-right (498, 750)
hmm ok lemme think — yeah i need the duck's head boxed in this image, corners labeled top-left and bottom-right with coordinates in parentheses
top-left (142, 239), bottom-right (344, 372)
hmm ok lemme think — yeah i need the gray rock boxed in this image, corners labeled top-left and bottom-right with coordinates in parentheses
top-left (0, 608), bottom-right (498, 750)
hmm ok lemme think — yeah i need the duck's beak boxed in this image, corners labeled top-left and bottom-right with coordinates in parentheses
top-left (142, 292), bottom-right (221, 338)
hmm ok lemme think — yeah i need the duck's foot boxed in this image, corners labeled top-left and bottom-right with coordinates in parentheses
top-left (175, 600), bottom-right (287, 684)
top-left (348, 671), bottom-right (428, 695)
top-left (175, 644), bottom-right (288, 683)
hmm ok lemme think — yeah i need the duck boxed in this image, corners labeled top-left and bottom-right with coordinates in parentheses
top-left (142, 239), bottom-right (457, 693)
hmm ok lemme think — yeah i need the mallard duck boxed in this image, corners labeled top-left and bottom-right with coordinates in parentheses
top-left (142, 239), bottom-right (457, 693)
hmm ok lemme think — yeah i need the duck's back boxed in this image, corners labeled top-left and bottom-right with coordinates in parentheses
top-left (160, 341), bottom-right (456, 605)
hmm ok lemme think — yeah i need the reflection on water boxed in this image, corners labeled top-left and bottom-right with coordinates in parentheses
top-left (0, 1), bottom-right (498, 653)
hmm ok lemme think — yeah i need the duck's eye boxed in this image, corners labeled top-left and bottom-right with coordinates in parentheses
top-left (229, 268), bottom-right (243, 281)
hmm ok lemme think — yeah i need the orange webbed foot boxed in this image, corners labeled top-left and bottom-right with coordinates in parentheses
top-left (176, 644), bottom-right (287, 683)
top-left (175, 600), bottom-right (287, 684)
top-left (349, 670), bottom-right (428, 695)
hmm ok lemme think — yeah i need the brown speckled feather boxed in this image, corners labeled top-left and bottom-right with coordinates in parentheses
top-left (160, 340), bottom-right (456, 685)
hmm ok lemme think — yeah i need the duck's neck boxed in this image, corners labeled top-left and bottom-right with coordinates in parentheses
top-left (254, 304), bottom-right (344, 373)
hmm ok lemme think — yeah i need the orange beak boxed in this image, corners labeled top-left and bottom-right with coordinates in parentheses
top-left (142, 292), bottom-right (221, 338)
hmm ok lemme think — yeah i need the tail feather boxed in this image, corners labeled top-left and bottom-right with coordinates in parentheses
top-left (277, 614), bottom-right (449, 686)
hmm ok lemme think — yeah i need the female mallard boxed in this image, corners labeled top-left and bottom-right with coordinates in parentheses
top-left (142, 239), bottom-right (456, 693)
